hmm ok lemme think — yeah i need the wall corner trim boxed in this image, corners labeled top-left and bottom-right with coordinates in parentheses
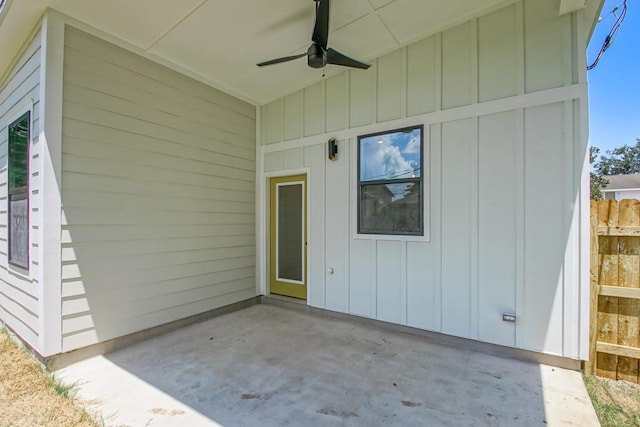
top-left (38, 9), bottom-right (65, 356)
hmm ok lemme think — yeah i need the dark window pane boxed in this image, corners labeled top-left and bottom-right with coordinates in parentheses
top-left (9, 194), bottom-right (28, 268)
top-left (360, 128), bottom-right (421, 182)
top-left (8, 112), bottom-right (29, 192)
top-left (360, 182), bottom-right (421, 234)
top-left (278, 184), bottom-right (303, 282)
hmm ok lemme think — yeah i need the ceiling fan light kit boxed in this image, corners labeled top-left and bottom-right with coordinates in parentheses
top-left (257, 0), bottom-right (371, 71)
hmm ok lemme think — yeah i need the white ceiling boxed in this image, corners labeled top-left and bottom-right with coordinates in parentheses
top-left (0, 0), bottom-right (536, 105)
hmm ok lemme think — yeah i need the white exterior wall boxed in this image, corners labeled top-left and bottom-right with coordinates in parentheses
top-left (618, 190), bottom-right (640, 201)
top-left (60, 28), bottom-right (256, 352)
top-left (604, 189), bottom-right (640, 201)
top-left (0, 26), bottom-right (44, 351)
top-left (259, 0), bottom-right (591, 359)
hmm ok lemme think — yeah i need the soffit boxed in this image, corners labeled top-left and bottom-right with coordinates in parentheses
top-left (0, 0), bottom-right (541, 105)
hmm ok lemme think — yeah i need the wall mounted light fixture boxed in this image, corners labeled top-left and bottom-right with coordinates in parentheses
top-left (328, 138), bottom-right (338, 161)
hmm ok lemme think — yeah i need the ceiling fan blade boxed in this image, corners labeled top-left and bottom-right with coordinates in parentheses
top-left (257, 53), bottom-right (307, 67)
top-left (312, 0), bottom-right (330, 50)
top-left (327, 48), bottom-right (370, 70)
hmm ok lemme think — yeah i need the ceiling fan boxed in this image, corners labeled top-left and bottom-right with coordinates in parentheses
top-left (257, 0), bottom-right (371, 70)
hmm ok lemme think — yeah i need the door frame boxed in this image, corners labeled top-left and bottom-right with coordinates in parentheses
top-left (261, 168), bottom-right (311, 301)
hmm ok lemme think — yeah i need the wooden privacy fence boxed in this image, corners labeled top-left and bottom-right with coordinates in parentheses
top-left (586, 199), bottom-right (640, 383)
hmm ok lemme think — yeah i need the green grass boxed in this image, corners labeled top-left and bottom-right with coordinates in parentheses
top-left (584, 374), bottom-right (640, 427)
top-left (0, 329), bottom-right (98, 426)
top-left (49, 374), bottom-right (77, 399)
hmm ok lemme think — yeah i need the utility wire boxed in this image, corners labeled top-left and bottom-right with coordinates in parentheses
top-left (364, 167), bottom-right (421, 181)
top-left (588, 0), bottom-right (628, 70)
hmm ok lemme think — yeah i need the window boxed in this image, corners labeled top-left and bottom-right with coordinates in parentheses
top-left (358, 125), bottom-right (423, 236)
top-left (8, 111), bottom-right (29, 269)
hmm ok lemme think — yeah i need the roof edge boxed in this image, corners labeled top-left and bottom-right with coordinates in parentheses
top-left (586, 0), bottom-right (607, 43)
top-left (0, 13), bottom-right (44, 93)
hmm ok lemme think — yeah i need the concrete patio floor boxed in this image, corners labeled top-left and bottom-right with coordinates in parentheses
top-left (57, 302), bottom-right (599, 427)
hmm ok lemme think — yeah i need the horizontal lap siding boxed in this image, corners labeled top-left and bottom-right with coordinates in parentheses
top-left (0, 30), bottom-right (42, 348)
top-left (61, 28), bottom-right (256, 351)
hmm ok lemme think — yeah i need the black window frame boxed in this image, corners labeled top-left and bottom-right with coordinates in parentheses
top-left (8, 111), bottom-right (30, 270)
top-left (357, 124), bottom-right (424, 236)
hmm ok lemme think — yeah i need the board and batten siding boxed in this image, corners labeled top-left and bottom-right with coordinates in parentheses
top-left (61, 28), bottom-right (256, 352)
top-left (260, 0), bottom-right (589, 359)
top-left (0, 29), bottom-right (43, 350)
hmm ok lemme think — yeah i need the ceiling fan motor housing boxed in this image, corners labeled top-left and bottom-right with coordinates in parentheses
top-left (307, 43), bottom-right (326, 68)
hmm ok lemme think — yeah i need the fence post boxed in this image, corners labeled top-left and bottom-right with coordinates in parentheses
top-left (586, 200), bottom-right (598, 375)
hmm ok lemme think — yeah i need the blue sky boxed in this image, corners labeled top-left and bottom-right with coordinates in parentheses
top-left (360, 128), bottom-right (421, 182)
top-left (588, 0), bottom-right (638, 155)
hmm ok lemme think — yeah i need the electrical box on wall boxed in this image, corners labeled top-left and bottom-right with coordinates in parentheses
top-left (502, 313), bottom-right (517, 323)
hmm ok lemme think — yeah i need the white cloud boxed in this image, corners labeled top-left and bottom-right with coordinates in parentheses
top-left (402, 137), bottom-right (420, 154)
top-left (362, 140), bottom-right (415, 181)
